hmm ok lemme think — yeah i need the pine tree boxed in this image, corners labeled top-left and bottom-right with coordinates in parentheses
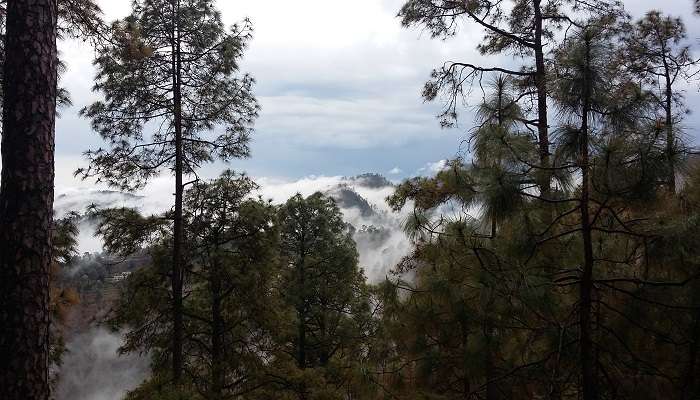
top-left (551, 22), bottom-right (611, 399)
top-left (184, 172), bottom-right (279, 400)
top-left (386, 5), bottom-right (700, 398)
top-left (77, 0), bottom-right (259, 383)
top-left (0, 1), bottom-right (59, 398)
top-left (98, 172), bottom-right (278, 399)
top-left (386, 164), bottom-right (554, 398)
top-left (382, 74), bottom-right (549, 398)
top-left (623, 11), bottom-right (698, 192)
top-left (272, 193), bottom-right (374, 399)
top-left (398, 0), bottom-right (622, 195)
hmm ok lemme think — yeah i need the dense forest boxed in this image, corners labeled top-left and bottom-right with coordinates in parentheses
top-left (2, 0), bottom-right (700, 399)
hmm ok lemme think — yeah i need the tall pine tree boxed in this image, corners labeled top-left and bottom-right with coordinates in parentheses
top-left (270, 193), bottom-right (374, 400)
top-left (77, 0), bottom-right (259, 383)
top-left (623, 11), bottom-right (698, 192)
top-left (0, 1), bottom-right (59, 398)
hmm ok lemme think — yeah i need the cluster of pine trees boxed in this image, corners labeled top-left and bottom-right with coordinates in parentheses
top-left (375, 1), bottom-right (700, 399)
top-left (92, 178), bottom-right (373, 400)
top-left (2, 0), bottom-right (700, 399)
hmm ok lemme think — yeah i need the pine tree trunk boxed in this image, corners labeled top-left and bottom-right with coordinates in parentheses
top-left (210, 261), bottom-right (224, 400)
top-left (533, 0), bottom-right (550, 197)
top-left (171, 0), bottom-right (185, 384)
top-left (0, 0), bottom-right (58, 398)
top-left (579, 36), bottom-right (598, 400)
top-left (485, 100), bottom-right (500, 399)
top-left (664, 69), bottom-right (675, 193)
top-left (657, 37), bottom-right (675, 193)
top-left (297, 252), bottom-right (307, 369)
top-left (296, 249), bottom-right (309, 400)
top-left (319, 311), bottom-right (329, 366)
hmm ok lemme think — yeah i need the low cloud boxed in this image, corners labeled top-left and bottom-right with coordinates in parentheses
top-left (55, 328), bottom-right (149, 400)
top-left (57, 173), bottom-right (414, 282)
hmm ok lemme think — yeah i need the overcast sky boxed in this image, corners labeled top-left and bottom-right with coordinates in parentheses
top-left (52, 0), bottom-right (700, 190)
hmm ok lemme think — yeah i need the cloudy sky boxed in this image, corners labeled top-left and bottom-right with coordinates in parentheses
top-left (52, 0), bottom-right (700, 191)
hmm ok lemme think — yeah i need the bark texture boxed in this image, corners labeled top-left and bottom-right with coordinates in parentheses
top-left (0, 0), bottom-right (58, 399)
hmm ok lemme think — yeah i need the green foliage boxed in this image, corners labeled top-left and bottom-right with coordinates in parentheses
top-left (380, 4), bottom-right (700, 399)
top-left (75, 0), bottom-right (260, 388)
top-left (101, 181), bottom-right (378, 399)
top-left (91, 207), bottom-right (170, 257)
top-left (52, 214), bottom-right (80, 265)
top-left (272, 193), bottom-right (376, 399)
top-left (77, 0), bottom-right (259, 190)
top-left (104, 172), bottom-right (279, 398)
top-left (40, 2), bottom-right (700, 400)
top-left (184, 173), bottom-right (280, 398)
top-left (399, 0), bottom-right (623, 127)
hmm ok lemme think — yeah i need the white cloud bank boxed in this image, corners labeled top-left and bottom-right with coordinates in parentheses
top-left (56, 172), bottom-right (418, 283)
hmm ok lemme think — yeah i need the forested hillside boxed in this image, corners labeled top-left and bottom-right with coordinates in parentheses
top-left (2, 0), bottom-right (700, 400)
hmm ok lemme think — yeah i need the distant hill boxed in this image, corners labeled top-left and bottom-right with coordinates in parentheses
top-left (326, 185), bottom-right (377, 218)
top-left (346, 173), bottom-right (394, 189)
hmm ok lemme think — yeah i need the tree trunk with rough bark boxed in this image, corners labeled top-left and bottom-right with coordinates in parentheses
top-left (0, 0), bottom-right (58, 399)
